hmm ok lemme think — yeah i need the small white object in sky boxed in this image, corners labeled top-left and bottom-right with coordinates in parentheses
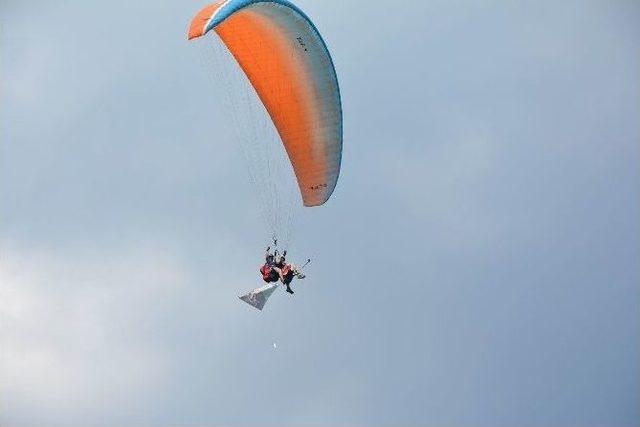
top-left (273, 342), bottom-right (277, 349)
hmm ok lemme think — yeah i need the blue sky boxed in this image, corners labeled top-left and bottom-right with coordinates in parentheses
top-left (1, 0), bottom-right (639, 426)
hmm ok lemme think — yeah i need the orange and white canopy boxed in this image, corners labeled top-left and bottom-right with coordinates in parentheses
top-left (188, 0), bottom-right (342, 207)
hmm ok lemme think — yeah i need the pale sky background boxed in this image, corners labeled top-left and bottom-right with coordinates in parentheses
top-left (1, 0), bottom-right (639, 426)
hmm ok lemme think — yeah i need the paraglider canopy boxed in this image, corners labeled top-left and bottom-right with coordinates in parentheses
top-left (188, 0), bottom-right (343, 207)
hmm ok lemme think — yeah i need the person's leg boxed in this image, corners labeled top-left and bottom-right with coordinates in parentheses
top-left (290, 265), bottom-right (305, 279)
top-left (268, 270), bottom-right (279, 283)
top-left (272, 266), bottom-right (284, 282)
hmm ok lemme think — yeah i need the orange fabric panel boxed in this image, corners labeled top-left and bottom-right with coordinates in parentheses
top-left (215, 10), bottom-right (328, 203)
top-left (188, 2), bottom-right (226, 40)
